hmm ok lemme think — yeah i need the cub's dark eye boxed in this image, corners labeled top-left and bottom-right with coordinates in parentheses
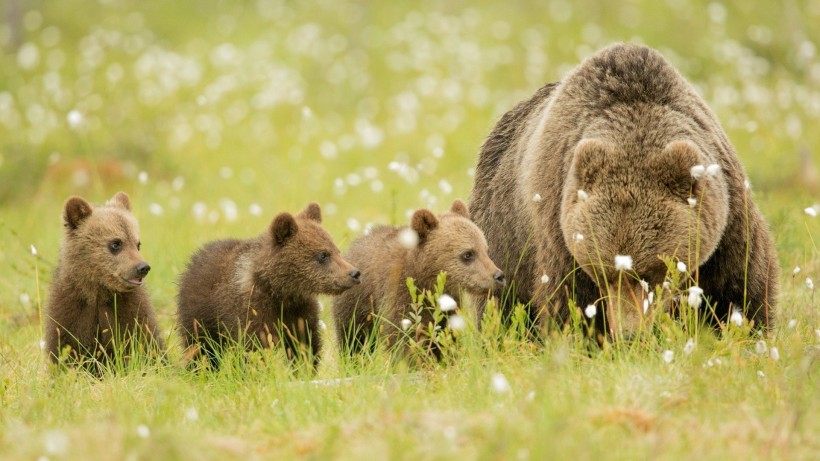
top-left (316, 251), bottom-right (331, 264)
top-left (460, 250), bottom-right (475, 263)
top-left (109, 240), bottom-right (123, 254)
top-left (137, 242), bottom-right (141, 251)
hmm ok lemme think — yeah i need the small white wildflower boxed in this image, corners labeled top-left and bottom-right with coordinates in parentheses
top-left (662, 281), bottom-right (671, 290)
top-left (43, 430), bottom-right (69, 455)
top-left (706, 359), bottom-right (714, 367)
top-left (687, 197), bottom-right (697, 208)
top-left (662, 350), bottom-right (674, 363)
top-left (532, 193), bottom-right (542, 202)
top-left (31, 244), bottom-right (38, 256)
top-left (172, 176), bottom-right (185, 191)
top-left (642, 298), bottom-right (649, 314)
top-left (676, 261), bottom-right (687, 273)
top-left (690, 164), bottom-right (705, 179)
top-left (138, 171), bottom-right (148, 184)
top-left (397, 228), bottom-right (419, 249)
top-left (490, 373), bottom-right (511, 394)
top-left (584, 304), bottom-right (597, 318)
top-left (526, 390), bottom-right (536, 402)
top-left (301, 106), bottom-right (312, 119)
top-left (806, 277), bottom-right (814, 291)
top-left (577, 189), bottom-right (589, 202)
top-left (136, 425), bottom-right (150, 438)
top-left (755, 340), bottom-right (767, 355)
top-left (148, 203), bottom-right (164, 216)
top-left (67, 110), bottom-right (83, 129)
top-left (248, 203), bottom-right (263, 216)
top-left (729, 309), bottom-right (743, 326)
top-left (438, 294), bottom-right (457, 312)
top-left (769, 347), bottom-right (779, 361)
top-left (744, 178), bottom-right (751, 190)
top-left (787, 319), bottom-right (797, 329)
top-left (639, 280), bottom-right (649, 292)
top-left (757, 370), bottom-right (765, 379)
top-left (39, 339), bottom-right (46, 350)
top-left (448, 314), bottom-right (467, 331)
top-left (438, 179), bottom-right (453, 195)
top-left (401, 319), bottom-right (412, 331)
top-left (318, 320), bottom-right (327, 331)
top-left (185, 407), bottom-right (199, 422)
top-left (614, 255), bottom-right (633, 271)
top-left (20, 293), bottom-right (31, 305)
top-left (683, 338), bottom-right (695, 355)
top-left (687, 286), bottom-right (703, 309)
top-left (804, 207), bottom-right (818, 217)
top-left (814, 329), bottom-right (820, 342)
top-left (705, 164), bottom-right (721, 177)
top-left (347, 218), bottom-right (361, 232)
top-left (792, 266), bottom-right (801, 276)
top-left (573, 232), bottom-right (584, 242)
top-left (540, 274), bottom-right (550, 284)
top-left (648, 292), bottom-right (654, 304)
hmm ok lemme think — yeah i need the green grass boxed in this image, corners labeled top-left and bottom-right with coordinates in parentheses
top-left (1, 0), bottom-right (820, 459)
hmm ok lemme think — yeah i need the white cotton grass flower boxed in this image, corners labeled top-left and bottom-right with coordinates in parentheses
top-left (683, 338), bottom-right (695, 355)
top-left (787, 319), bottom-right (797, 329)
top-left (642, 298), bottom-right (649, 314)
top-left (687, 197), bottom-right (697, 208)
top-left (398, 228), bottom-right (419, 249)
top-left (662, 281), bottom-right (671, 290)
top-left (577, 189), bottom-right (589, 202)
top-left (639, 280), bottom-right (649, 292)
top-left (401, 319), bottom-right (412, 331)
top-left (20, 293), bottom-right (31, 305)
top-left (148, 203), bottom-right (164, 216)
top-left (540, 274), bottom-right (550, 284)
top-left (67, 109), bottom-right (84, 129)
top-left (687, 286), bottom-right (703, 309)
top-left (43, 429), bottom-right (69, 455)
top-left (757, 370), bottom-right (766, 379)
top-left (138, 171), bottom-right (148, 184)
top-left (31, 244), bottom-right (38, 256)
top-left (347, 218), bottom-right (361, 232)
top-left (662, 350), bottom-right (674, 363)
top-left (136, 425), bottom-right (150, 438)
top-left (705, 164), bottom-right (721, 177)
top-left (676, 261), bottom-right (687, 273)
top-left (248, 203), bottom-right (263, 216)
top-left (438, 294), bottom-right (457, 312)
top-left (490, 373), bottom-right (511, 394)
top-left (584, 304), bottom-right (597, 318)
top-left (754, 340), bottom-right (767, 355)
top-left (804, 206), bottom-right (818, 217)
top-left (532, 193), bottom-right (542, 202)
top-left (185, 407), bottom-right (199, 422)
top-left (573, 232), bottom-right (584, 242)
top-left (806, 277), bottom-right (814, 291)
top-left (729, 309), bottom-right (743, 326)
top-left (690, 164), bottom-right (705, 179)
top-left (614, 255), bottom-right (633, 271)
top-left (814, 329), bottom-right (820, 342)
top-left (792, 266), bottom-right (801, 276)
top-left (318, 320), bottom-right (327, 331)
top-left (769, 347), bottom-right (780, 361)
top-left (744, 179), bottom-right (751, 190)
top-left (39, 339), bottom-right (46, 350)
top-left (448, 314), bottom-right (467, 332)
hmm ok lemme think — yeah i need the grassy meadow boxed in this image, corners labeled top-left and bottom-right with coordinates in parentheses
top-left (1, 0), bottom-right (820, 459)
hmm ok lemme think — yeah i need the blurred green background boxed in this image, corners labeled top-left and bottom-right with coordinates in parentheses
top-left (1, 0), bottom-right (819, 322)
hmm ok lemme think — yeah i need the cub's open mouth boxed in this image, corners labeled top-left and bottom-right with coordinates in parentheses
top-left (127, 277), bottom-right (145, 286)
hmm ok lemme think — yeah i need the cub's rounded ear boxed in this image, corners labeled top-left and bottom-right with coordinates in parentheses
top-left (64, 197), bottom-right (93, 230)
top-left (270, 212), bottom-right (298, 246)
top-left (298, 202), bottom-right (322, 223)
top-left (449, 199), bottom-right (469, 218)
top-left (411, 209), bottom-right (439, 241)
top-left (572, 139), bottom-right (611, 189)
top-left (108, 191), bottom-right (131, 211)
top-left (655, 140), bottom-right (703, 198)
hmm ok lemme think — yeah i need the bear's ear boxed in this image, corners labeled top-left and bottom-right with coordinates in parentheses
top-left (270, 212), bottom-right (298, 246)
top-left (655, 141), bottom-right (702, 198)
top-left (297, 202), bottom-right (322, 223)
top-left (449, 199), bottom-right (469, 218)
top-left (108, 191), bottom-right (131, 211)
top-left (411, 209), bottom-right (439, 241)
top-left (64, 197), bottom-right (93, 230)
top-left (572, 139), bottom-right (611, 189)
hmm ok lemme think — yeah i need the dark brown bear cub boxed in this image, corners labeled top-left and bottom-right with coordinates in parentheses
top-left (45, 192), bottom-right (164, 371)
top-left (332, 200), bottom-right (504, 357)
top-left (177, 203), bottom-right (359, 369)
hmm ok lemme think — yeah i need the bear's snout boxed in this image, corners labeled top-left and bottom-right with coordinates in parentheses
top-left (493, 270), bottom-right (506, 287)
top-left (125, 261), bottom-right (151, 287)
top-left (136, 262), bottom-right (151, 277)
top-left (349, 269), bottom-right (361, 283)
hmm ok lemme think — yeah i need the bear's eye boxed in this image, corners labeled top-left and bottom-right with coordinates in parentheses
top-left (137, 241), bottom-right (141, 251)
top-left (109, 240), bottom-right (123, 254)
top-left (316, 251), bottom-right (331, 264)
top-left (460, 250), bottom-right (475, 263)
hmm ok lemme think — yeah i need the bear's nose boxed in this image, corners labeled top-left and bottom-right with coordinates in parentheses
top-left (493, 271), bottom-right (505, 286)
top-left (136, 262), bottom-right (151, 277)
top-left (349, 269), bottom-right (361, 283)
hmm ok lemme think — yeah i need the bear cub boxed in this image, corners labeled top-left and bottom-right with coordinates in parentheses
top-left (44, 192), bottom-right (164, 371)
top-left (332, 200), bottom-right (504, 357)
top-left (177, 203), bottom-right (359, 368)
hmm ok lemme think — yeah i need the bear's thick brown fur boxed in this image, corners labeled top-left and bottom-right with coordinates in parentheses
top-left (470, 43), bottom-right (778, 336)
top-left (176, 203), bottom-right (360, 368)
top-left (332, 200), bottom-right (505, 356)
top-left (44, 192), bottom-right (164, 370)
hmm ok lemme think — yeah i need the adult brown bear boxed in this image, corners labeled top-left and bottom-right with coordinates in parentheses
top-left (469, 43), bottom-right (778, 336)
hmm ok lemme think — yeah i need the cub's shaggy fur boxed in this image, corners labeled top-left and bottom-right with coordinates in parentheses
top-left (332, 200), bottom-right (504, 355)
top-left (470, 43), bottom-right (778, 335)
top-left (44, 192), bottom-right (164, 369)
top-left (177, 203), bottom-right (359, 367)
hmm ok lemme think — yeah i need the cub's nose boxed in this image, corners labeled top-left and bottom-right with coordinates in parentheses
top-left (349, 269), bottom-right (361, 283)
top-left (493, 271), bottom-right (505, 286)
top-left (136, 262), bottom-right (151, 277)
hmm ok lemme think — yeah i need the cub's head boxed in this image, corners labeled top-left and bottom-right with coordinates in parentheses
top-left (265, 203), bottom-right (360, 296)
top-left (61, 192), bottom-right (150, 292)
top-left (560, 139), bottom-right (730, 333)
top-left (408, 200), bottom-right (505, 295)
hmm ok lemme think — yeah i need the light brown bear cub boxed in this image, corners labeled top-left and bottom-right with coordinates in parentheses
top-left (332, 200), bottom-right (504, 357)
top-left (470, 43), bottom-right (778, 337)
top-left (177, 203), bottom-right (360, 368)
top-left (45, 192), bottom-right (164, 370)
